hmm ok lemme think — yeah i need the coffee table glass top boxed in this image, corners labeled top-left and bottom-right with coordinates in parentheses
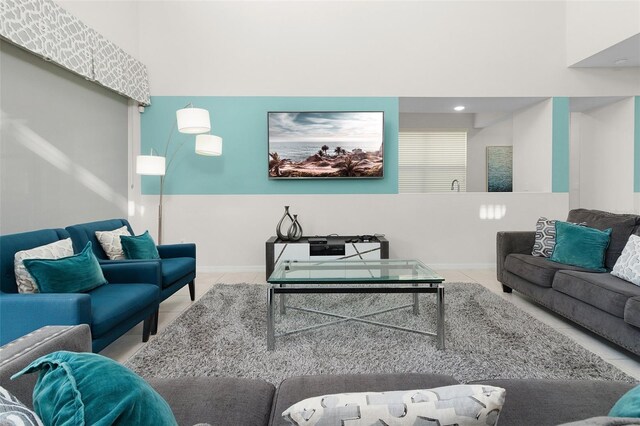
top-left (268, 259), bottom-right (444, 284)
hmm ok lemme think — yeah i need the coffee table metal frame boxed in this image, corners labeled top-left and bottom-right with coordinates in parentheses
top-left (266, 259), bottom-right (445, 351)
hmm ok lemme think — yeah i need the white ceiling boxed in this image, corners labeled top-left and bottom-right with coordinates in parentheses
top-left (399, 97), bottom-right (547, 114)
top-left (400, 96), bottom-right (629, 114)
top-left (571, 34), bottom-right (640, 68)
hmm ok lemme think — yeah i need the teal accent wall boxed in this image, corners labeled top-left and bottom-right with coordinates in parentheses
top-left (635, 96), bottom-right (640, 193)
top-left (141, 97), bottom-right (399, 195)
top-left (552, 97), bottom-right (570, 193)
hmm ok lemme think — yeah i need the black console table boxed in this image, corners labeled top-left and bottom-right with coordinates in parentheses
top-left (265, 235), bottom-right (389, 280)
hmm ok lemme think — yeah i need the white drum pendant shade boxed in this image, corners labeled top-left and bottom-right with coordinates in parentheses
top-left (176, 108), bottom-right (211, 134)
top-left (136, 155), bottom-right (166, 175)
top-left (195, 134), bottom-right (223, 156)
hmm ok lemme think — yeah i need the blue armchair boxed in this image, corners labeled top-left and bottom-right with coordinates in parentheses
top-left (0, 229), bottom-right (160, 352)
top-left (65, 219), bottom-right (197, 331)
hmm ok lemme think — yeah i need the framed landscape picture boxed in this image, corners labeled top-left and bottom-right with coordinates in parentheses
top-left (486, 146), bottom-right (513, 192)
top-left (268, 111), bottom-right (384, 179)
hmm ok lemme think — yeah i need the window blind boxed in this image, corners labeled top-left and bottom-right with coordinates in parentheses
top-left (398, 131), bottom-right (467, 193)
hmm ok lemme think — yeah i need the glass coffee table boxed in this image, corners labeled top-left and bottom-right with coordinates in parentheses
top-left (266, 259), bottom-right (445, 351)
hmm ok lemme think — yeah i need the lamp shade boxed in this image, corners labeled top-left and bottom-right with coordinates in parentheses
top-left (195, 134), bottom-right (223, 156)
top-left (176, 108), bottom-right (211, 134)
top-left (136, 155), bottom-right (166, 175)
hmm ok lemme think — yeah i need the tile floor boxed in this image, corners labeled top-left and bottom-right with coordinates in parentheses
top-left (100, 269), bottom-right (640, 380)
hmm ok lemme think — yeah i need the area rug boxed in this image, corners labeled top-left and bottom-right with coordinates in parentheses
top-left (126, 283), bottom-right (634, 384)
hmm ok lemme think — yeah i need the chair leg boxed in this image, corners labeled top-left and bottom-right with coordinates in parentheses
top-left (189, 280), bottom-right (195, 301)
top-left (151, 309), bottom-right (159, 335)
top-left (143, 315), bottom-right (152, 342)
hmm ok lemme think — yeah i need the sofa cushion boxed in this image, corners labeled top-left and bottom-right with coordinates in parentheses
top-left (14, 238), bottom-right (74, 294)
top-left (89, 284), bottom-right (159, 338)
top-left (552, 271), bottom-right (640, 318)
top-left (121, 231), bottom-right (160, 260)
top-left (95, 225), bottom-right (130, 260)
top-left (567, 209), bottom-right (639, 270)
top-left (550, 222), bottom-right (611, 272)
top-left (13, 351), bottom-right (177, 426)
top-left (611, 234), bottom-right (640, 286)
top-left (469, 379), bottom-right (635, 426)
top-left (625, 297), bottom-right (640, 329)
top-left (148, 377), bottom-right (275, 426)
top-left (504, 254), bottom-right (593, 288)
top-left (270, 374), bottom-right (460, 426)
top-left (281, 385), bottom-right (506, 426)
top-left (23, 242), bottom-right (107, 294)
top-left (161, 258), bottom-right (196, 288)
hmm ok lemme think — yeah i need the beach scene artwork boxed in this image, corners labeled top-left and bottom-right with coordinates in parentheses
top-left (487, 146), bottom-right (513, 192)
top-left (268, 111), bottom-right (384, 178)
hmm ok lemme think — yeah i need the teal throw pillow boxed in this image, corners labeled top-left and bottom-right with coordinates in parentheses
top-left (23, 242), bottom-right (107, 293)
top-left (609, 385), bottom-right (640, 417)
top-left (120, 230), bottom-right (160, 260)
top-left (550, 221), bottom-right (612, 272)
top-left (12, 351), bottom-right (178, 426)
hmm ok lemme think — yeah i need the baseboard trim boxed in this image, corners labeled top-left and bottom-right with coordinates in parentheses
top-left (197, 263), bottom-right (495, 273)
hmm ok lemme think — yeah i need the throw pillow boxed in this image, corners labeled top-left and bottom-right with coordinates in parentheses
top-left (23, 242), bottom-right (107, 293)
top-left (13, 238), bottom-right (74, 293)
top-left (95, 225), bottom-right (131, 260)
top-left (120, 230), bottom-right (160, 260)
top-left (550, 221), bottom-right (612, 272)
top-left (12, 351), bottom-right (177, 426)
top-left (611, 235), bottom-right (640, 286)
top-left (0, 386), bottom-right (43, 426)
top-left (609, 384), bottom-right (640, 418)
top-left (282, 384), bottom-right (506, 426)
top-left (533, 217), bottom-right (557, 257)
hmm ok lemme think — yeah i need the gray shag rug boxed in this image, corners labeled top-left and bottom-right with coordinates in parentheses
top-left (126, 283), bottom-right (634, 384)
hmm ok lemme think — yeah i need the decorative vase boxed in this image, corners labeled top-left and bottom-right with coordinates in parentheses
top-left (276, 206), bottom-right (294, 241)
top-left (287, 214), bottom-right (303, 241)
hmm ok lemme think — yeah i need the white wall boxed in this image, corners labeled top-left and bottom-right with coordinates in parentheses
top-left (55, 0), bottom-right (140, 58)
top-left (577, 97), bottom-right (635, 212)
top-left (139, 193), bottom-right (569, 270)
top-left (467, 118), bottom-right (513, 192)
top-left (512, 99), bottom-right (553, 193)
top-left (137, 1), bottom-right (640, 97)
top-left (32, 1), bottom-right (640, 269)
top-left (566, 1), bottom-right (640, 66)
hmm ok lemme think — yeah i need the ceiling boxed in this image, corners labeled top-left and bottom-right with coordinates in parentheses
top-left (400, 96), bottom-right (629, 114)
top-left (399, 97), bottom-right (547, 114)
top-left (571, 34), bottom-right (640, 68)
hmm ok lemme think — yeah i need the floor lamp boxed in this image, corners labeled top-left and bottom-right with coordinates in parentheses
top-left (136, 105), bottom-right (222, 244)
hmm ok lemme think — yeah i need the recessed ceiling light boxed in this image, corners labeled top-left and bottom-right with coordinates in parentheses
top-left (454, 106), bottom-right (465, 111)
top-left (614, 58), bottom-right (628, 66)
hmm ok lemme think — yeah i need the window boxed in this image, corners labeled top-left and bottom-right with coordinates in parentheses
top-left (398, 131), bottom-right (467, 193)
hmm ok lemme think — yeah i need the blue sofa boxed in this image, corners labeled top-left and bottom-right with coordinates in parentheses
top-left (0, 229), bottom-right (160, 352)
top-left (65, 219), bottom-right (196, 331)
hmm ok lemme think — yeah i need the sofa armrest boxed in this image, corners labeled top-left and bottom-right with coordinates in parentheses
top-left (157, 243), bottom-right (196, 259)
top-left (101, 262), bottom-right (162, 286)
top-left (0, 293), bottom-right (92, 346)
top-left (0, 325), bottom-right (91, 408)
top-left (496, 231), bottom-right (535, 283)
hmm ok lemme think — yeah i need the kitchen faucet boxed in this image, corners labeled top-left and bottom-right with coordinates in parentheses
top-left (451, 179), bottom-right (460, 192)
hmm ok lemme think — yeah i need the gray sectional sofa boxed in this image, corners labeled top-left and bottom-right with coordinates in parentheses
top-left (0, 325), bottom-right (635, 426)
top-left (497, 209), bottom-right (640, 356)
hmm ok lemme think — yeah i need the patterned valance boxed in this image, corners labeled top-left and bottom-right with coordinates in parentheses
top-left (0, 0), bottom-right (150, 105)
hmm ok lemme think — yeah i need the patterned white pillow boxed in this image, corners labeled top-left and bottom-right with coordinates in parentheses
top-left (532, 217), bottom-right (557, 257)
top-left (95, 226), bottom-right (131, 260)
top-left (282, 384), bottom-right (506, 426)
top-left (0, 386), bottom-right (43, 425)
top-left (611, 234), bottom-right (640, 286)
top-left (14, 238), bottom-right (74, 294)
